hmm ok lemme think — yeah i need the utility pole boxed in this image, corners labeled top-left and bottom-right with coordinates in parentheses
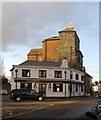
top-left (70, 47), bottom-right (72, 98)
top-left (15, 69), bottom-right (18, 89)
top-left (64, 70), bottom-right (67, 98)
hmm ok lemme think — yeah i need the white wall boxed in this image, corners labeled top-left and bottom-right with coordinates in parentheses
top-left (11, 66), bottom-right (85, 97)
top-left (12, 67), bottom-right (84, 83)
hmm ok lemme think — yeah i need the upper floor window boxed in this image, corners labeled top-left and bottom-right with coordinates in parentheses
top-left (22, 69), bottom-right (30, 77)
top-left (54, 48), bottom-right (58, 52)
top-left (54, 58), bottom-right (58, 62)
top-left (38, 58), bottom-right (42, 61)
top-left (70, 71), bottom-right (73, 79)
top-left (75, 73), bottom-right (79, 80)
top-left (60, 52), bottom-right (63, 56)
top-left (39, 70), bottom-right (47, 78)
top-left (54, 71), bottom-right (62, 78)
top-left (81, 75), bottom-right (84, 81)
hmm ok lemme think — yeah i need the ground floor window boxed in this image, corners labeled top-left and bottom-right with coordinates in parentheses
top-left (20, 83), bottom-right (32, 89)
top-left (76, 85), bottom-right (78, 92)
top-left (48, 83), bottom-right (51, 91)
top-left (81, 85), bottom-right (83, 92)
top-left (53, 83), bottom-right (63, 92)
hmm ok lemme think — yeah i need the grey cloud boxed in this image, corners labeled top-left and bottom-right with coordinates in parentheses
top-left (2, 2), bottom-right (98, 51)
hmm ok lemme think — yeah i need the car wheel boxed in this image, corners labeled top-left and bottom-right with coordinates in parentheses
top-left (16, 97), bottom-right (21, 101)
top-left (38, 96), bottom-right (43, 101)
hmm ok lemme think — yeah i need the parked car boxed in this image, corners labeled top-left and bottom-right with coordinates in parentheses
top-left (0, 89), bottom-right (8, 95)
top-left (9, 89), bottom-right (45, 101)
top-left (96, 100), bottom-right (101, 111)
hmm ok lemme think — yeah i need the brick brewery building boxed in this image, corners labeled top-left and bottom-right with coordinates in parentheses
top-left (27, 23), bottom-right (83, 71)
top-left (10, 23), bottom-right (92, 97)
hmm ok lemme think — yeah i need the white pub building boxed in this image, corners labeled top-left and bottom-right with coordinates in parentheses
top-left (10, 59), bottom-right (85, 97)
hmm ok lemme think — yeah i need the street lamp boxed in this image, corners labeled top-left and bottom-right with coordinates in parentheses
top-left (70, 71), bottom-right (72, 98)
top-left (70, 47), bottom-right (72, 98)
top-left (64, 70), bottom-right (67, 98)
top-left (15, 69), bottom-right (18, 89)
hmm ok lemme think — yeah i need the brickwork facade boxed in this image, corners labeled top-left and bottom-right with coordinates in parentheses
top-left (27, 26), bottom-right (83, 71)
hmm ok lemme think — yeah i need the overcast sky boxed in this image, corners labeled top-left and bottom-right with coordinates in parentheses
top-left (1, 1), bottom-right (99, 82)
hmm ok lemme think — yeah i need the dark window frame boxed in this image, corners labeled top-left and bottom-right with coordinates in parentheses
top-left (20, 83), bottom-right (32, 89)
top-left (22, 69), bottom-right (30, 77)
top-left (54, 58), bottom-right (58, 62)
top-left (81, 75), bottom-right (84, 81)
top-left (54, 71), bottom-right (62, 78)
top-left (53, 84), bottom-right (63, 92)
top-left (76, 85), bottom-right (78, 92)
top-left (75, 73), bottom-right (79, 80)
top-left (70, 71), bottom-right (73, 79)
top-left (81, 86), bottom-right (83, 92)
top-left (54, 48), bottom-right (58, 52)
top-left (39, 70), bottom-right (47, 78)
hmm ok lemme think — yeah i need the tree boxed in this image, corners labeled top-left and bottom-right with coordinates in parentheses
top-left (2, 76), bottom-right (9, 84)
top-left (95, 81), bottom-right (98, 85)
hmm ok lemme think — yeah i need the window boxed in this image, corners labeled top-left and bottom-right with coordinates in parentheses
top-left (33, 83), bottom-right (37, 90)
top-left (20, 83), bottom-right (32, 89)
top-left (54, 48), bottom-right (58, 52)
top-left (70, 71), bottom-right (73, 79)
top-left (38, 58), bottom-right (42, 61)
top-left (60, 52), bottom-right (63, 56)
top-left (48, 83), bottom-right (51, 91)
top-left (54, 71), bottom-right (62, 78)
top-left (54, 58), bottom-right (58, 62)
top-left (30, 90), bottom-right (37, 94)
top-left (81, 86), bottom-right (83, 92)
top-left (39, 70), bottom-right (47, 77)
top-left (22, 69), bottom-right (30, 77)
top-left (53, 84), bottom-right (63, 92)
top-left (75, 74), bottom-right (79, 80)
top-left (76, 85), bottom-right (78, 92)
top-left (68, 84), bottom-right (72, 92)
top-left (81, 75), bottom-right (84, 81)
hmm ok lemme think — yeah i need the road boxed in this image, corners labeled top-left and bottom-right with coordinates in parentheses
top-left (1, 95), bottom-right (98, 120)
top-left (13, 101), bottom-right (95, 119)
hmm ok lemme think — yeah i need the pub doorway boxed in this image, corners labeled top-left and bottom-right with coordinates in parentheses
top-left (38, 84), bottom-right (46, 95)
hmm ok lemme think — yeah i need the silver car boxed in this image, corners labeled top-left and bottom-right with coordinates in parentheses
top-left (0, 89), bottom-right (8, 95)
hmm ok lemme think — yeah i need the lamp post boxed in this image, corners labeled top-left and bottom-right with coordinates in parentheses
top-left (64, 70), bottom-right (67, 98)
top-left (70, 47), bottom-right (72, 98)
top-left (15, 69), bottom-right (18, 89)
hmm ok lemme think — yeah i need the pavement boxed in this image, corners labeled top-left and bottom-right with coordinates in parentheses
top-left (1, 96), bottom-right (98, 119)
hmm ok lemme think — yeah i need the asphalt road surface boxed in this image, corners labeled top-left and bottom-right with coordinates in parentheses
top-left (2, 96), bottom-right (98, 120)
top-left (14, 102), bottom-right (95, 118)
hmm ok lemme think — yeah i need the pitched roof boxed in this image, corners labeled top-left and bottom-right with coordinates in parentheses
top-left (58, 27), bottom-right (76, 33)
top-left (27, 48), bottom-right (42, 55)
top-left (19, 60), bottom-right (61, 67)
top-left (85, 73), bottom-right (93, 78)
top-left (43, 36), bottom-right (60, 42)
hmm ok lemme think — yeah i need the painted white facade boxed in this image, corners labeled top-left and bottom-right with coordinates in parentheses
top-left (10, 59), bottom-right (85, 97)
